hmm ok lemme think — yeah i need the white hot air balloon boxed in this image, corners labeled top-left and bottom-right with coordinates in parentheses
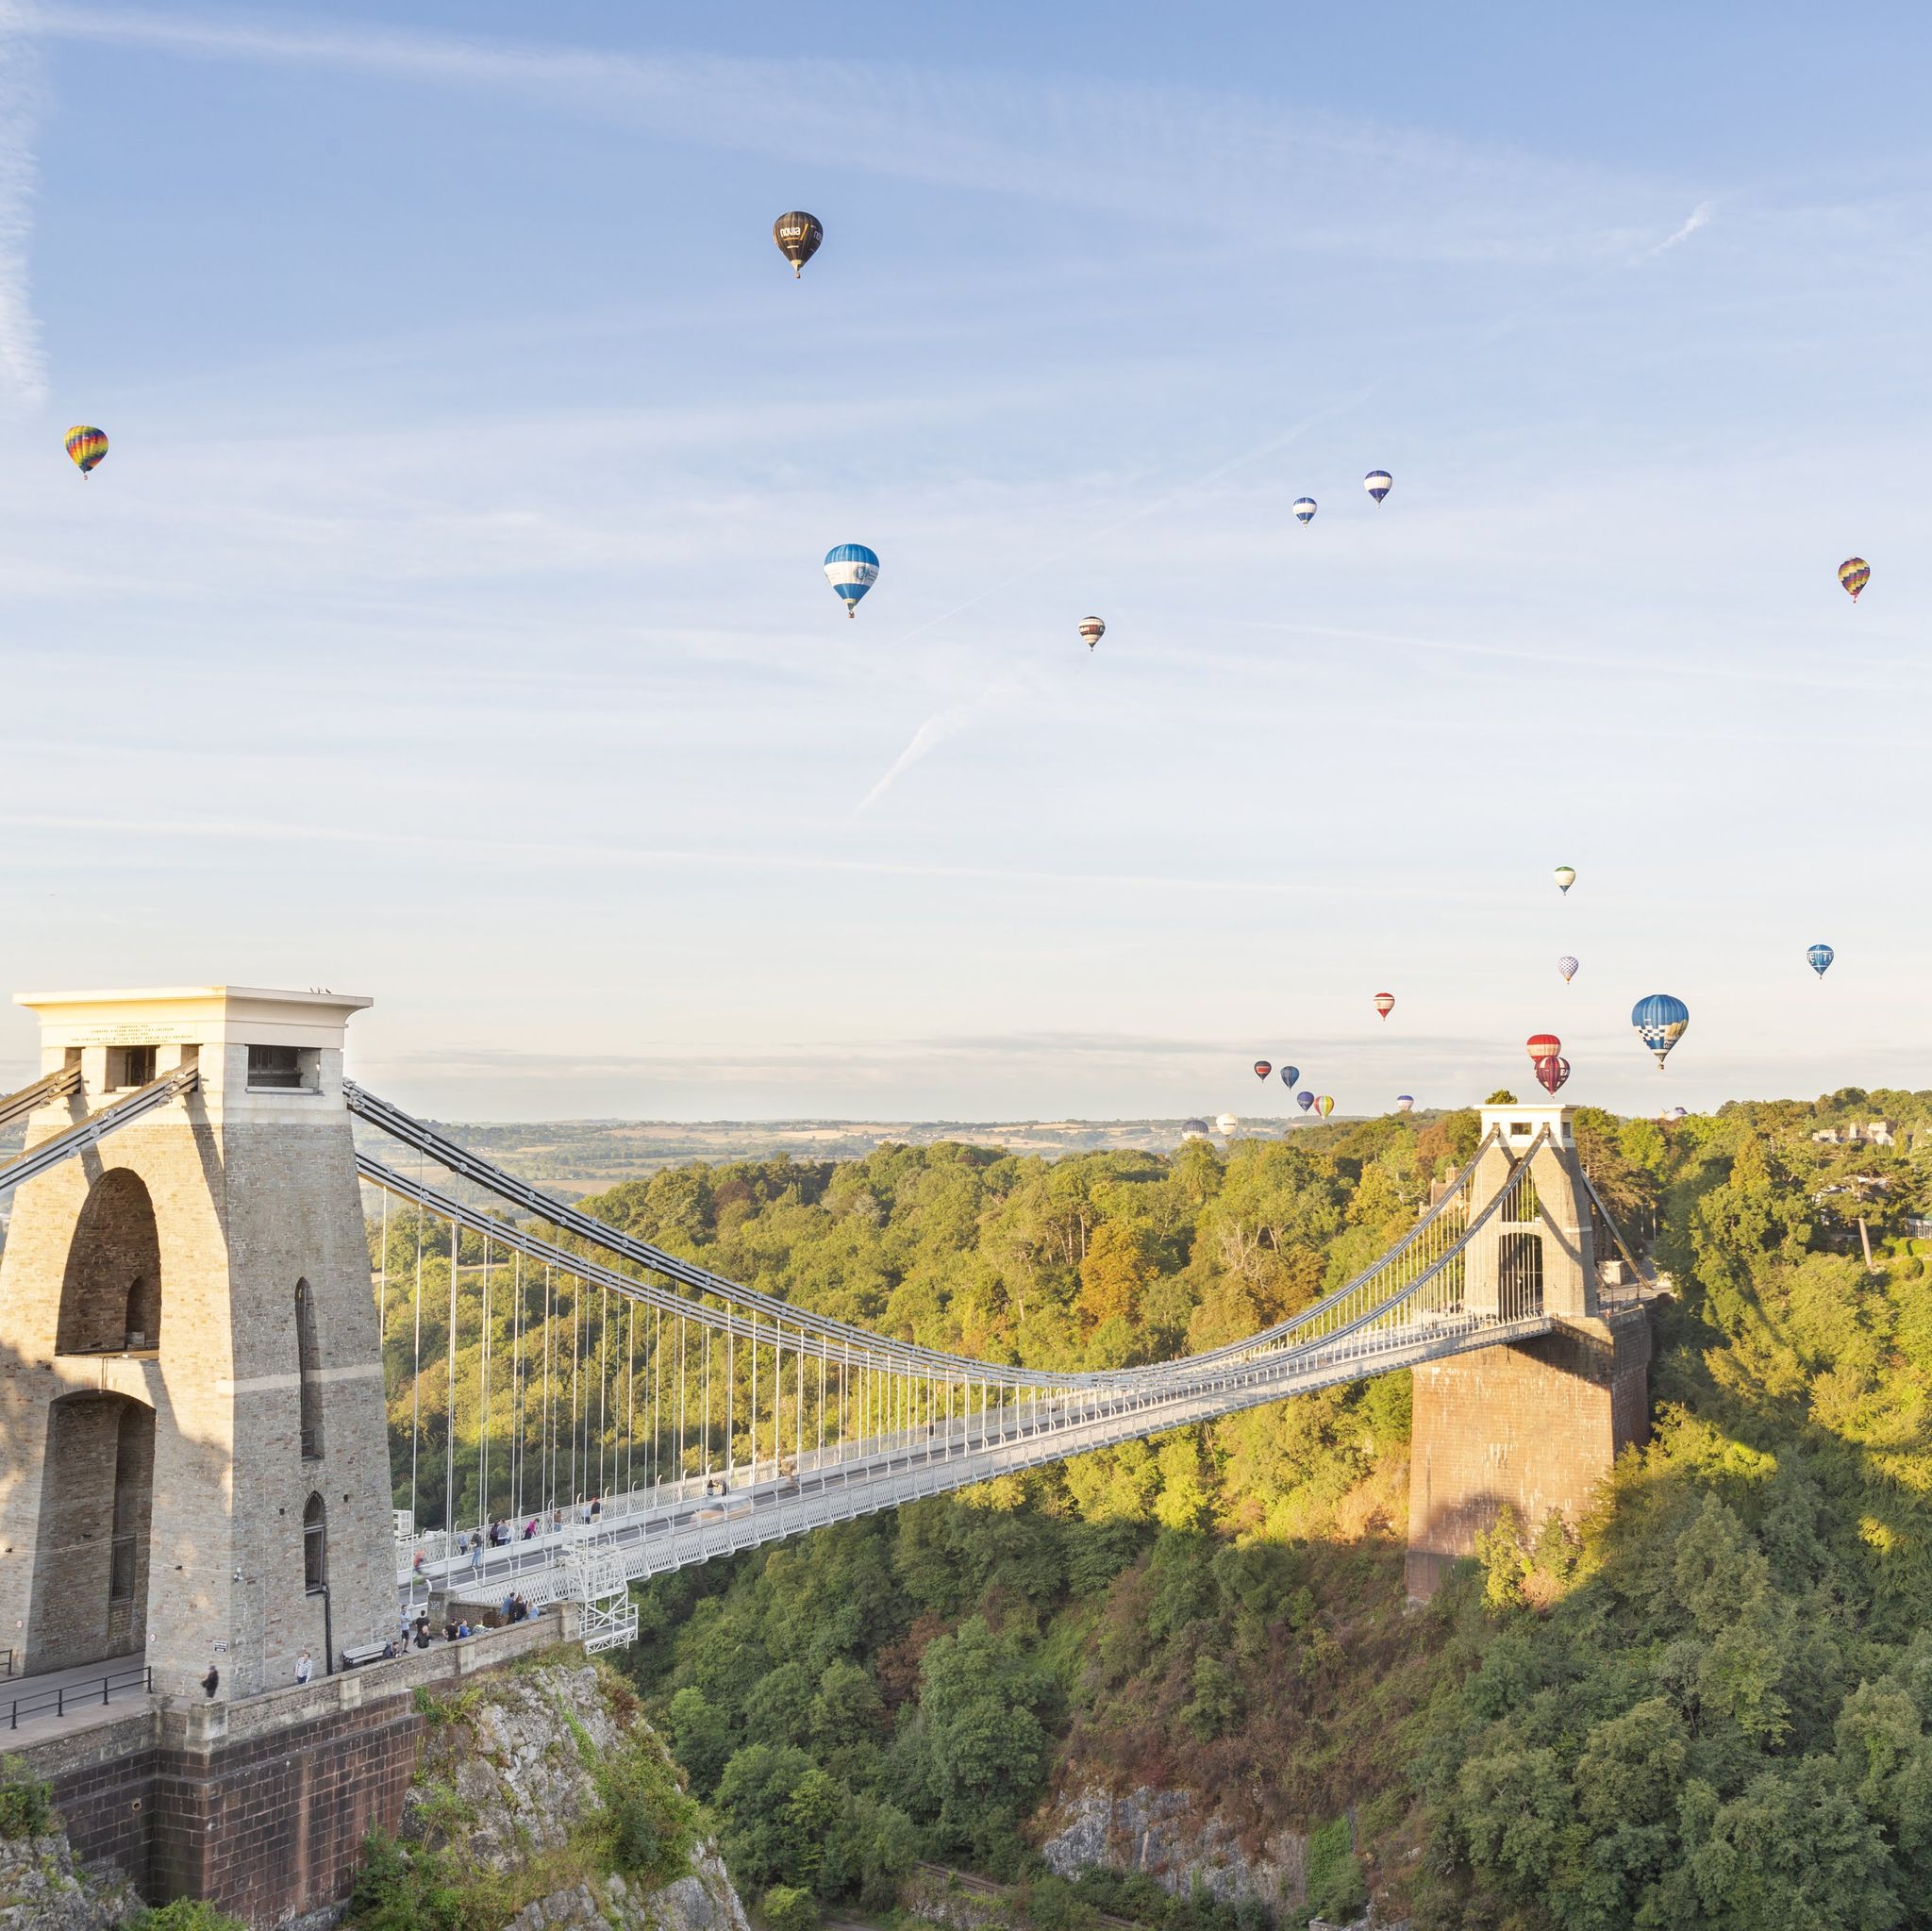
top-left (1078, 616), bottom-right (1106, 651)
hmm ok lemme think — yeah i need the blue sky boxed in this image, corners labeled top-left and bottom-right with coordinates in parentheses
top-left (0, 2), bottom-right (1926, 1123)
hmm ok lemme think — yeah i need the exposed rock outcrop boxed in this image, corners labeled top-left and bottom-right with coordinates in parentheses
top-left (1039, 1786), bottom-right (1306, 1916)
top-left (392, 1660), bottom-right (748, 1931)
top-left (0, 1826), bottom-right (139, 1929)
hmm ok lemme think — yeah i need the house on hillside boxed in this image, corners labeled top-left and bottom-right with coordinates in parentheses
top-left (1811, 1120), bottom-right (1899, 1147)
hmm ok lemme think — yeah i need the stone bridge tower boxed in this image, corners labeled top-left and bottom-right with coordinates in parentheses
top-left (0, 987), bottom-right (396, 1696)
top-left (1406, 1101), bottom-right (1655, 1601)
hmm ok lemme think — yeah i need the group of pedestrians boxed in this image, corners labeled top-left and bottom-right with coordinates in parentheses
top-left (424, 1496), bottom-right (611, 1581)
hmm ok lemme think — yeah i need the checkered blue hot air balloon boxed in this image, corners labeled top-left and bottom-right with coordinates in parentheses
top-left (1295, 1090), bottom-right (1315, 1113)
top-left (1631, 992), bottom-right (1690, 1069)
top-left (1807, 942), bottom-right (1834, 979)
top-left (1558, 955), bottom-right (1579, 983)
top-left (823, 543), bottom-right (879, 618)
top-left (1364, 470), bottom-right (1392, 505)
top-left (1278, 1064), bottom-right (1300, 1090)
top-left (1292, 496), bottom-right (1317, 526)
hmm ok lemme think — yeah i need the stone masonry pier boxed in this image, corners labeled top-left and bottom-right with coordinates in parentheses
top-left (16, 1606), bottom-right (581, 1926)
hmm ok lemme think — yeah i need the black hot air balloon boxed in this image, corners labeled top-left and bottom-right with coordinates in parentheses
top-left (774, 212), bottom-right (824, 278)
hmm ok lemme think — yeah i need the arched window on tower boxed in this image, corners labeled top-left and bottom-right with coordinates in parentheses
top-left (303, 1492), bottom-right (327, 1593)
top-left (123, 1274), bottom-right (158, 1352)
top-left (294, 1279), bottom-right (323, 1460)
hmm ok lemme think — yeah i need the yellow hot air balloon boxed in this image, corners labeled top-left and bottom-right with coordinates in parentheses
top-left (1840, 558), bottom-right (1870, 603)
top-left (1316, 1094), bottom-right (1335, 1118)
top-left (64, 425), bottom-right (108, 475)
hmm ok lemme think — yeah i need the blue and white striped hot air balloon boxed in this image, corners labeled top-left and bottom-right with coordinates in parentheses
top-left (1395, 1094), bottom-right (1414, 1113)
top-left (823, 542), bottom-right (880, 618)
top-left (1807, 942), bottom-right (1835, 979)
top-left (1364, 470), bottom-right (1392, 505)
top-left (1292, 496), bottom-right (1317, 526)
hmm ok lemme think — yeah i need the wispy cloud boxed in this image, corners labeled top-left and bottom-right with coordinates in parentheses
top-left (1637, 198), bottom-right (1716, 261)
top-left (856, 707), bottom-right (980, 816)
top-left (24, 6), bottom-right (1685, 264)
top-left (0, 1), bottom-right (45, 408)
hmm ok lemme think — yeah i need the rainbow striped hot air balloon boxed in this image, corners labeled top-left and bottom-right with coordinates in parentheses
top-left (64, 426), bottom-right (108, 476)
top-left (824, 543), bottom-right (879, 617)
top-left (1631, 993), bottom-right (1690, 1068)
top-left (1316, 1094), bottom-right (1335, 1118)
top-left (1840, 558), bottom-right (1870, 604)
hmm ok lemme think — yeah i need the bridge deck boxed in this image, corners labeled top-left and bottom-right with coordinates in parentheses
top-left (404, 1308), bottom-right (1557, 1608)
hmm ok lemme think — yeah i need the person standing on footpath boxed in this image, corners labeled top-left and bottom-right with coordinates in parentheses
top-left (294, 1651), bottom-right (313, 1685)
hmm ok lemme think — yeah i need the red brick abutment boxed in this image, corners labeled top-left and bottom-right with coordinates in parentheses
top-left (1406, 1301), bottom-right (1658, 1602)
top-left (14, 1605), bottom-right (582, 1927)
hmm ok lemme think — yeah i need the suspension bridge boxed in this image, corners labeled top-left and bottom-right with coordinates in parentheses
top-left (0, 986), bottom-right (1655, 1690)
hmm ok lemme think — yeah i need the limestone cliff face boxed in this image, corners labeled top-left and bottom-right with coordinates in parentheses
top-left (1038, 1785), bottom-right (1307, 1916)
top-left (391, 1660), bottom-right (750, 1931)
top-left (0, 1826), bottom-right (139, 1929)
